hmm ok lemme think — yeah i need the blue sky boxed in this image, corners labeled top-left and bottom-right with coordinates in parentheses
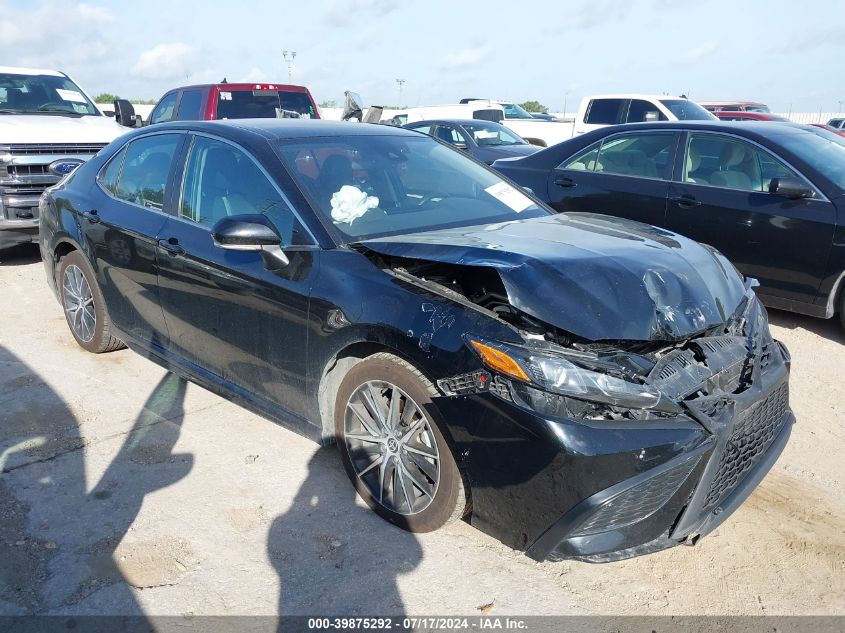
top-left (1, 0), bottom-right (843, 112)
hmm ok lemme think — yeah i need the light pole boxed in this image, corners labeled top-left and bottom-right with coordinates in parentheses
top-left (839, 100), bottom-right (844, 114)
top-left (396, 78), bottom-right (405, 106)
top-left (282, 50), bottom-right (297, 83)
top-left (563, 91), bottom-right (569, 116)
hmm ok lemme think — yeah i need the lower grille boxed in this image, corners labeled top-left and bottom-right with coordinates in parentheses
top-left (571, 456), bottom-right (700, 537)
top-left (704, 382), bottom-right (789, 508)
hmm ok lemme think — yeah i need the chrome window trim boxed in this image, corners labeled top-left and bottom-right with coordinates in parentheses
top-left (680, 130), bottom-right (830, 202)
top-left (176, 131), bottom-right (319, 247)
top-left (556, 129), bottom-right (679, 183)
top-left (94, 130), bottom-right (185, 218)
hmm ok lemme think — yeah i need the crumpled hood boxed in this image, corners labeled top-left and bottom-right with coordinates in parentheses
top-left (0, 114), bottom-right (128, 144)
top-left (360, 213), bottom-right (747, 342)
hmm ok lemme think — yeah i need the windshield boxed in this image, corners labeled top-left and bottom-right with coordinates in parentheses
top-left (462, 121), bottom-right (527, 146)
top-left (278, 135), bottom-right (548, 242)
top-left (0, 72), bottom-right (98, 116)
top-left (746, 105), bottom-right (770, 113)
top-left (216, 89), bottom-right (316, 119)
top-left (501, 103), bottom-right (535, 119)
top-left (778, 128), bottom-right (845, 191)
top-left (659, 100), bottom-right (716, 121)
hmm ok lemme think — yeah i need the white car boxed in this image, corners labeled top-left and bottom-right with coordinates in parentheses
top-left (460, 100), bottom-right (573, 147)
top-left (0, 66), bottom-right (130, 249)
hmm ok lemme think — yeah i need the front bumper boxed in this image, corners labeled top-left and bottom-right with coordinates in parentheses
top-left (0, 225), bottom-right (38, 250)
top-left (440, 340), bottom-right (792, 562)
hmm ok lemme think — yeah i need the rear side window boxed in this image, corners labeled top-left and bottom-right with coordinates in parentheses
top-left (114, 134), bottom-right (182, 210)
top-left (407, 125), bottom-right (432, 135)
top-left (98, 146), bottom-right (127, 194)
top-left (175, 89), bottom-right (203, 120)
top-left (472, 108), bottom-right (503, 122)
top-left (596, 132), bottom-right (676, 179)
top-left (585, 99), bottom-right (623, 125)
top-left (150, 92), bottom-right (178, 124)
top-left (626, 99), bottom-right (667, 123)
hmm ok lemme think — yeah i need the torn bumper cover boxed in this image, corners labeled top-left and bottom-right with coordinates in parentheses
top-left (437, 288), bottom-right (793, 562)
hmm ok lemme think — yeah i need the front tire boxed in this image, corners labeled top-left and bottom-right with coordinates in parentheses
top-left (57, 251), bottom-right (125, 354)
top-left (334, 353), bottom-right (467, 532)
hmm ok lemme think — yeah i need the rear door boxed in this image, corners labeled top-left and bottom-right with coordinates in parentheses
top-left (665, 131), bottom-right (836, 304)
top-left (545, 130), bottom-right (679, 227)
top-left (89, 132), bottom-right (186, 344)
top-left (155, 133), bottom-right (319, 420)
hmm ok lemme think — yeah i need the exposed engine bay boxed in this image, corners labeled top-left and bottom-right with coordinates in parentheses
top-left (366, 251), bottom-right (777, 423)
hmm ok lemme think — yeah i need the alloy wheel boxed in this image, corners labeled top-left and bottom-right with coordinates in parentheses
top-left (62, 264), bottom-right (96, 343)
top-left (343, 380), bottom-right (441, 515)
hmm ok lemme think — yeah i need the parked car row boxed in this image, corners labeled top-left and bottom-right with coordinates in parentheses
top-left (5, 64), bottom-right (836, 565)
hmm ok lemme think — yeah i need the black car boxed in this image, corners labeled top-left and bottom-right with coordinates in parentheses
top-left (493, 121), bottom-right (845, 329)
top-left (402, 119), bottom-right (541, 164)
top-left (40, 120), bottom-right (793, 562)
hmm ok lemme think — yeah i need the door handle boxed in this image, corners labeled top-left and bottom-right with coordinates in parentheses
top-left (670, 195), bottom-right (702, 208)
top-left (554, 176), bottom-right (577, 188)
top-left (82, 209), bottom-right (100, 224)
top-left (158, 237), bottom-right (185, 256)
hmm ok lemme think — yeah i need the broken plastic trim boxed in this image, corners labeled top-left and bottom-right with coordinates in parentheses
top-left (466, 336), bottom-right (682, 414)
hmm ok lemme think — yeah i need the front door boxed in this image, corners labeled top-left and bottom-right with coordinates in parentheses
top-left (665, 132), bottom-right (836, 304)
top-left (546, 130), bottom-right (679, 227)
top-left (87, 132), bottom-right (185, 345)
top-left (155, 134), bottom-right (318, 420)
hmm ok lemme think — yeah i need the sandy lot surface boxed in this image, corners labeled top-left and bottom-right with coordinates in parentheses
top-left (0, 244), bottom-right (843, 617)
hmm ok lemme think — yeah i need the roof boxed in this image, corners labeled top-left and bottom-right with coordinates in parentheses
top-left (0, 66), bottom-right (64, 77)
top-left (576, 120), bottom-right (813, 140)
top-left (698, 100), bottom-right (768, 106)
top-left (581, 94), bottom-right (686, 100)
top-left (403, 118), bottom-right (506, 126)
top-left (151, 119), bottom-right (419, 140)
top-left (164, 82), bottom-right (310, 92)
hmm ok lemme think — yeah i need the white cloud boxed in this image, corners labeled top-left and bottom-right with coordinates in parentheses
top-left (242, 67), bottom-right (268, 83)
top-left (321, 0), bottom-right (398, 27)
top-left (680, 40), bottom-right (719, 64)
top-left (131, 43), bottom-right (198, 80)
top-left (439, 47), bottom-right (489, 70)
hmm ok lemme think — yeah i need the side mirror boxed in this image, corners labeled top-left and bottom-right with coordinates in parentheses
top-left (114, 99), bottom-right (137, 127)
top-left (454, 143), bottom-right (469, 151)
top-left (769, 177), bottom-right (814, 200)
top-left (211, 214), bottom-right (289, 267)
top-left (644, 111), bottom-right (660, 122)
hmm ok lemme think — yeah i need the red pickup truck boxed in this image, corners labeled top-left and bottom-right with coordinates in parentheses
top-left (115, 82), bottom-right (320, 126)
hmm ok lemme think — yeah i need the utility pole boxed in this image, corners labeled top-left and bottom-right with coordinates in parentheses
top-left (396, 78), bottom-right (405, 106)
top-left (282, 50), bottom-right (297, 83)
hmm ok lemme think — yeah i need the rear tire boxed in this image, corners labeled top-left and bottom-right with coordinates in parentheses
top-left (57, 251), bottom-right (125, 354)
top-left (334, 352), bottom-right (467, 532)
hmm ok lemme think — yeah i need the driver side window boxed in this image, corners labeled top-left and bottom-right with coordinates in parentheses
top-left (180, 136), bottom-right (311, 245)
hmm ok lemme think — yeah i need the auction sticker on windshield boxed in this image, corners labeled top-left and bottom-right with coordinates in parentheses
top-left (55, 89), bottom-right (86, 103)
top-left (485, 181), bottom-right (533, 212)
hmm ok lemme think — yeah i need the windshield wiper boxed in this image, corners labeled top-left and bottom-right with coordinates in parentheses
top-left (0, 109), bottom-right (22, 114)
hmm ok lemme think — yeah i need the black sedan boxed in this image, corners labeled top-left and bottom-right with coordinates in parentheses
top-left (40, 120), bottom-right (792, 562)
top-left (494, 121), bottom-right (845, 329)
top-left (403, 118), bottom-right (541, 164)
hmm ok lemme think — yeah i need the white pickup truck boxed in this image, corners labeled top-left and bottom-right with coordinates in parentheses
top-left (0, 66), bottom-right (130, 250)
top-left (396, 95), bottom-right (717, 149)
top-left (570, 94), bottom-right (716, 135)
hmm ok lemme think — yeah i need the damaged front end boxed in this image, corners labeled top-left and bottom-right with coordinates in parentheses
top-left (355, 214), bottom-right (793, 561)
top-left (448, 283), bottom-right (792, 561)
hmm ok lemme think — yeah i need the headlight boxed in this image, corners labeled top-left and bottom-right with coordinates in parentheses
top-left (468, 337), bottom-right (680, 413)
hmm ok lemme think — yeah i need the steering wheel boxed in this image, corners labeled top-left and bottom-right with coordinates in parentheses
top-left (416, 192), bottom-right (449, 207)
top-left (37, 102), bottom-right (72, 112)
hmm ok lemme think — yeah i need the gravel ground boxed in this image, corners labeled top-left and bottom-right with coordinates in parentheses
top-left (0, 243), bottom-right (843, 617)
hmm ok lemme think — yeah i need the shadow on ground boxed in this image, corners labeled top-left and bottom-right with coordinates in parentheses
top-left (268, 446), bottom-right (423, 617)
top-left (0, 345), bottom-right (192, 615)
top-left (768, 308), bottom-right (845, 345)
top-left (0, 243), bottom-right (40, 267)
